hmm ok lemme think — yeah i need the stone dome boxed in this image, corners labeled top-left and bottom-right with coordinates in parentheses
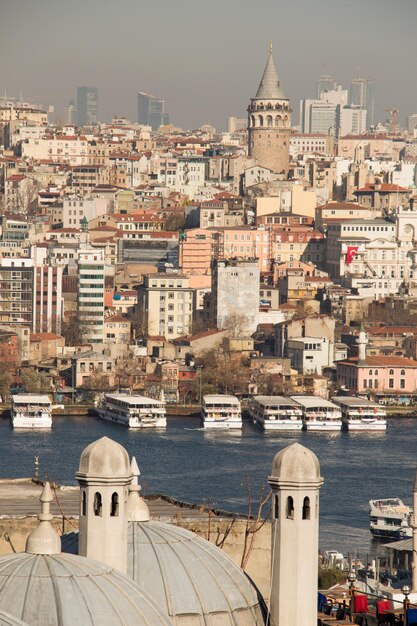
top-left (62, 521), bottom-right (265, 625)
top-left (77, 436), bottom-right (131, 479)
top-left (0, 611), bottom-right (28, 626)
top-left (270, 442), bottom-right (322, 483)
top-left (0, 552), bottom-right (172, 626)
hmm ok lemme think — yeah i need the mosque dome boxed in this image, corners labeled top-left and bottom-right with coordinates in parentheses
top-left (270, 442), bottom-right (322, 483)
top-left (77, 436), bottom-right (131, 479)
top-left (0, 610), bottom-right (28, 626)
top-left (62, 521), bottom-right (265, 625)
top-left (0, 552), bottom-right (173, 626)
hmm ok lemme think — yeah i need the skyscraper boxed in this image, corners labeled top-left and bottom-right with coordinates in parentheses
top-left (316, 74), bottom-right (336, 99)
top-left (137, 92), bottom-right (165, 131)
top-left (247, 44), bottom-right (292, 174)
top-left (77, 86), bottom-right (98, 126)
top-left (350, 77), bottom-right (374, 129)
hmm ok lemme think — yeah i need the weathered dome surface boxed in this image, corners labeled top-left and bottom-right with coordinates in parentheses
top-left (0, 611), bottom-right (28, 626)
top-left (62, 522), bottom-right (265, 625)
top-left (77, 436), bottom-right (131, 478)
top-left (271, 442), bottom-right (321, 482)
top-left (0, 552), bottom-right (172, 626)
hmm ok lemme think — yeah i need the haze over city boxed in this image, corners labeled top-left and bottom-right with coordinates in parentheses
top-left (1, 0), bottom-right (416, 129)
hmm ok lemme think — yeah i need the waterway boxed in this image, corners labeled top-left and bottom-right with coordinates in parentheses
top-left (0, 414), bottom-right (415, 557)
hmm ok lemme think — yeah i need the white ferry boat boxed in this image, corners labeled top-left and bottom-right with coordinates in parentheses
top-left (11, 394), bottom-right (52, 429)
top-left (332, 396), bottom-right (387, 432)
top-left (96, 394), bottom-right (166, 428)
top-left (369, 498), bottom-right (412, 540)
top-left (290, 396), bottom-right (342, 431)
top-left (201, 394), bottom-right (242, 429)
top-left (249, 396), bottom-right (303, 431)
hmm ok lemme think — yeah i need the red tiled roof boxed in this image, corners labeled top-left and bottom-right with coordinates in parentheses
top-left (339, 356), bottom-right (417, 367)
top-left (356, 183), bottom-right (410, 193)
top-left (30, 333), bottom-right (62, 341)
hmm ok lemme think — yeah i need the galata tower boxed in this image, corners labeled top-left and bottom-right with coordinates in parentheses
top-left (248, 43), bottom-right (292, 175)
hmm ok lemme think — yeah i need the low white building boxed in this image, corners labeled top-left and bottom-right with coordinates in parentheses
top-left (286, 336), bottom-right (333, 374)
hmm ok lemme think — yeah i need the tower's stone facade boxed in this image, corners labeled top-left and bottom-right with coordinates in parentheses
top-left (248, 45), bottom-right (292, 175)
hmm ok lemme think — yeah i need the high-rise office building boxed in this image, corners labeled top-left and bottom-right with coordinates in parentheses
top-left (350, 77), bottom-right (374, 129)
top-left (300, 87), bottom-right (348, 136)
top-left (137, 92), bottom-right (165, 131)
top-left (316, 74), bottom-right (336, 99)
top-left (67, 100), bottom-right (76, 125)
top-left (77, 87), bottom-right (98, 126)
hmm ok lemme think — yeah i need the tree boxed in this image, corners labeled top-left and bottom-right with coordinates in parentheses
top-left (61, 315), bottom-right (84, 347)
top-left (164, 213), bottom-right (186, 231)
top-left (21, 369), bottom-right (51, 394)
top-left (222, 313), bottom-right (250, 339)
top-left (127, 308), bottom-right (148, 341)
top-left (194, 341), bottom-right (250, 396)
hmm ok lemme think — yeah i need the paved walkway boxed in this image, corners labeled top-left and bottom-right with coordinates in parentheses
top-left (0, 479), bottom-right (224, 522)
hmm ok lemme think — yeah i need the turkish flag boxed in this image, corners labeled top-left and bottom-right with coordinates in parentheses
top-left (345, 246), bottom-right (359, 264)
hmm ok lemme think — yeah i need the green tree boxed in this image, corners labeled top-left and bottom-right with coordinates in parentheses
top-left (21, 369), bottom-right (51, 394)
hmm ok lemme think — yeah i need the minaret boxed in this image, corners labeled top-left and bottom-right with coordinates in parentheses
top-left (357, 323), bottom-right (367, 362)
top-left (26, 482), bottom-right (61, 555)
top-left (247, 43), bottom-right (292, 175)
top-left (76, 436), bottom-right (132, 573)
top-left (268, 442), bottom-right (323, 626)
top-left (127, 456), bottom-right (150, 522)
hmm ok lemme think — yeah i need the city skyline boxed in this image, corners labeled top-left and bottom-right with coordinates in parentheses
top-left (1, 0), bottom-right (416, 130)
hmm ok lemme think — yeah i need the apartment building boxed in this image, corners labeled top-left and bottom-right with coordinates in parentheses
top-left (138, 274), bottom-right (194, 339)
top-left (77, 249), bottom-right (105, 343)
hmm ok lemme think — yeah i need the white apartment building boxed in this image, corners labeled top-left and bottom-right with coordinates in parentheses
top-left (174, 157), bottom-right (207, 200)
top-left (77, 249), bottom-right (105, 343)
top-left (211, 258), bottom-right (260, 335)
top-left (138, 274), bottom-right (194, 339)
top-left (22, 135), bottom-right (89, 165)
top-left (340, 107), bottom-right (367, 136)
top-left (63, 195), bottom-right (108, 229)
top-left (326, 213), bottom-right (417, 298)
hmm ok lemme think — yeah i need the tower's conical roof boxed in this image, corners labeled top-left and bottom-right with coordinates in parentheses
top-left (255, 43), bottom-right (287, 100)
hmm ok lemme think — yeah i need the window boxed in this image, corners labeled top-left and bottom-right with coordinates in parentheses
top-left (389, 379), bottom-right (394, 389)
top-left (302, 497), bottom-right (310, 520)
top-left (110, 492), bottom-right (119, 517)
top-left (274, 494), bottom-right (279, 519)
top-left (286, 496), bottom-right (294, 520)
top-left (400, 379), bottom-right (406, 389)
top-left (94, 492), bottom-right (102, 517)
top-left (401, 369), bottom-right (405, 376)
top-left (81, 491), bottom-right (86, 516)
top-left (389, 369), bottom-right (394, 375)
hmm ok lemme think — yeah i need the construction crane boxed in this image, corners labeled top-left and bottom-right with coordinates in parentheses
top-left (385, 108), bottom-right (399, 134)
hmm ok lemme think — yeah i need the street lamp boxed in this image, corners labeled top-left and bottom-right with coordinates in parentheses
top-left (348, 570), bottom-right (357, 595)
top-left (402, 584), bottom-right (411, 613)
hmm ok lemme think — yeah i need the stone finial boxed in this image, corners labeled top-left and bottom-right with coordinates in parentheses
top-left (127, 457), bottom-right (150, 522)
top-left (26, 482), bottom-right (61, 555)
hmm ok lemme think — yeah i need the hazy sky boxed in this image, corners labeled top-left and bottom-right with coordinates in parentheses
top-left (1, 0), bottom-right (416, 130)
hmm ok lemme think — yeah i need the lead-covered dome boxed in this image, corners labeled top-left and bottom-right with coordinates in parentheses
top-left (0, 552), bottom-right (172, 626)
top-left (77, 436), bottom-right (131, 479)
top-left (0, 611), bottom-right (28, 626)
top-left (270, 442), bottom-right (322, 483)
top-left (62, 521), bottom-right (265, 625)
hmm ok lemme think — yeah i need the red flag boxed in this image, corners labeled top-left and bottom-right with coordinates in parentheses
top-left (346, 246), bottom-right (359, 264)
